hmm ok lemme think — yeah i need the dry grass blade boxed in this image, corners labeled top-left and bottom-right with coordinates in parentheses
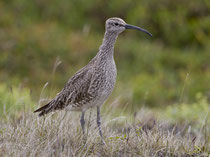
top-left (0, 110), bottom-right (209, 157)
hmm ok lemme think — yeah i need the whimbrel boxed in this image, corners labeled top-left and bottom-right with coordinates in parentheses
top-left (34, 17), bottom-right (152, 138)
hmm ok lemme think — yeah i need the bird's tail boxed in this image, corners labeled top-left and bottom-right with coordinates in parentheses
top-left (34, 100), bottom-right (55, 117)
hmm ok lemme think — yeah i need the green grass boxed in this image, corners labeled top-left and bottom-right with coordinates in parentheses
top-left (0, 84), bottom-right (34, 117)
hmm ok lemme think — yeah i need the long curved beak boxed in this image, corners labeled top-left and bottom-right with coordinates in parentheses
top-left (124, 24), bottom-right (152, 37)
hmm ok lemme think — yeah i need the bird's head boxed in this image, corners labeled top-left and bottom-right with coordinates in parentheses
top-left (105, 17), bottom-right (152, 37)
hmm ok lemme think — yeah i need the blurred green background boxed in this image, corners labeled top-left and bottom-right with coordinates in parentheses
top-left (0, 0), bottom-right (210, 114)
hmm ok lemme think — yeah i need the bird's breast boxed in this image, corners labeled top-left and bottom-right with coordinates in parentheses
top-left (97, 58), bottom-right (117, 99)
top-left (105, 58), bottom-right (117, 89)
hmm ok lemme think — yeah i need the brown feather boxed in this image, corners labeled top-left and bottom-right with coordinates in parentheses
top-left (34, 101), bottom-right (53, 116)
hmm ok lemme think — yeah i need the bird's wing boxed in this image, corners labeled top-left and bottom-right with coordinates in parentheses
top-left (34, 63), bottom-right (95, 116)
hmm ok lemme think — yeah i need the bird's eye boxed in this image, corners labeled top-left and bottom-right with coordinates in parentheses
top-left (114, 23), bottom-right (119, 26)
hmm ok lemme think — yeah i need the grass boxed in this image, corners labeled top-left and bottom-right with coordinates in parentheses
top-left (0, 72), bottom-right (209, 156)
top-left (0, 105), bottom-right (209, 156)
top-left (0, 75), bottom-right (209, 156)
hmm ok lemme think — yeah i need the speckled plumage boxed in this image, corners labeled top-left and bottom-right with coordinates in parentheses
top-left (34, 18), bottom-right (124, 116)
top-left (34, 17), bottom-right (152, 139)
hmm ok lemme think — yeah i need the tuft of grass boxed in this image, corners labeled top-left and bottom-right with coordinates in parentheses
top-left (0, 109), bottom-right (209, 157)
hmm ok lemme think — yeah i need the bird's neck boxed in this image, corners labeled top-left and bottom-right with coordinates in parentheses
top-left (98, 31), bottom-right (118, 57)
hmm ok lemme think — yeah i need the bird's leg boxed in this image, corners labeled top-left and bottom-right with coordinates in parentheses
top-left (80, 111), bottom-right (85, 134)
top-left (97, 106), bottom-right (103, 138)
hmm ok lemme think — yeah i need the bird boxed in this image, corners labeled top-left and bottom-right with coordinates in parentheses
top-left (34, 17), bottom-right (152, 139)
